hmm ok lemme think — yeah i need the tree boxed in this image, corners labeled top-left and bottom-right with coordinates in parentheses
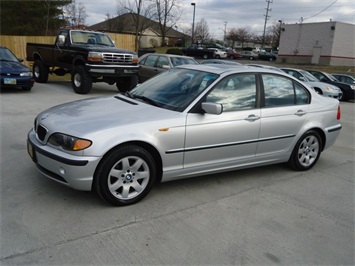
top-left (194, 18), bottom-right (210, 44)
top-left (226, 27), bottom-right (252, 48)
top-left (65, 0), bottom-right (88, 27)
top-left (153, 0), bottom-right (183, 46)
top-left (115, 0), bottom-right (156, 51)
top-left (0, 0), bottom-right (71, 35)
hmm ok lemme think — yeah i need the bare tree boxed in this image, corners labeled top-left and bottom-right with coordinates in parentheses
top-left (154, 0), bottom-right (183, 46)
top-left (116, 0), bottom-right (156, 51)
top-left (65, 0), bottom-right (88, 27)
top-left (194, 18), bottom-right (210, 44)
top-left (226, 27), bottom-right (252, 48)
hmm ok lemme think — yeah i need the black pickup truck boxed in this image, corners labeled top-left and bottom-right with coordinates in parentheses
top-left (181, 44), bottom-right (215, 59)
top-left (26, 29), bottom-right (139, 94)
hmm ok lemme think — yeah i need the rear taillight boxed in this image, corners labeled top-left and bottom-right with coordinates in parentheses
top-left (337, 105), bottom-right (341, 120)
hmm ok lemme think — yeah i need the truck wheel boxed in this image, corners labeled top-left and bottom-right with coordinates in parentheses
top-left (71, 65), bottom-right (92, 94)
top-left (116, 76), bottom-right (138, 92)
top-left (203, 54), bottom-right (209, 59)
top-left (33, 60), bottom-right (49, 83)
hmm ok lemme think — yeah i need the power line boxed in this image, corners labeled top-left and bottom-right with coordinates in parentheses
top-left (302, 0), bottom-right (338, 21)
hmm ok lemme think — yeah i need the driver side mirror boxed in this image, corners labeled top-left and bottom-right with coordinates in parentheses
top-left (57, 35), bottom-right (66, 45)
top-left (201, 102), bottom-right (223, 115)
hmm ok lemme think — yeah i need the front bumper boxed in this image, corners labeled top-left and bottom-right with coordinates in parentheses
top-left (27, 129), bottom-right (101, 191)
top-left (86, 64), bottom-right (139, 77)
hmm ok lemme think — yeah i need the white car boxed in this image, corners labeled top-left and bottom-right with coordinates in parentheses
top-left (281, 68), bottom-right (342, 99)
top-left (27, 65), bottom-right (342, 206)
top-left (208, 48), bottom-right (228, 59)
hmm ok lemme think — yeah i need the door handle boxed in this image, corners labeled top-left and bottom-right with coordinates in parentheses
top-left (244, 114), bottom-right (260, 122)
top-left (295, 110), bottom-right (306, 116)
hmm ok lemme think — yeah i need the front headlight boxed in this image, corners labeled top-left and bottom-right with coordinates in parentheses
top-left (88, 52), bottom-right (103, 62)
top-left (48, 133), bottom-right (92, 151)
top-left (324, 86), bottom-right (337, 92)
top-left (132, 54), bottom-right (138, 64)
top-left (350, 85), bottom-right (355, 90)
top-left (20, 72), bottom-right (32, 77)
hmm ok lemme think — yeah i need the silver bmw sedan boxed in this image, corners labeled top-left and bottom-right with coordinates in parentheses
top-left (27, 64), bottom-right (342, 206)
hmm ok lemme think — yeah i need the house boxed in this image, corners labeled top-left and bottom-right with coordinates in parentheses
top-left (277, 21), bottom-right (355, 66)
top-left (88, 13), bottom-right (188, 48)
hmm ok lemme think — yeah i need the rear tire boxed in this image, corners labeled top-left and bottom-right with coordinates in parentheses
top-left (94, 145), bottom-right (156, 206)
top-left (116, 76), bottom-right (138, 92)
top-left (33, 60), bottom-right (49, 83)
top-left (288, 130), bottom-right (322, 171)
top-left (71, 65), bottom-right (92, 94)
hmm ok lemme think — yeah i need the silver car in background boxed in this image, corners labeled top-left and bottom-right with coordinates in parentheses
top-left (281, 68), bottom-right (342, 99)
top-left (27, 65), bottom-right (342, 206)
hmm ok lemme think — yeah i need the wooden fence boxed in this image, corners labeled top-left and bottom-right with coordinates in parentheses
top-left (0, 33), bottom-right (136, 68)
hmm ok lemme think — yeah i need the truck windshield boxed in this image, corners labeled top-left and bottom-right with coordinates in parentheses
top-left (70, 31), bottom-right (115, 47)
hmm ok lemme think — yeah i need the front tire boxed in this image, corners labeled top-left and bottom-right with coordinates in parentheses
top-left (33, 60), bottom-right (49, 83)
top-left (288, 130), bottom-right (322, 171)
top-left (94, 145), bottom-right (156, 206)
top-left (71, 65), bottom-right (92, 94)
top-left (116, 76), bottom-right (138, 92)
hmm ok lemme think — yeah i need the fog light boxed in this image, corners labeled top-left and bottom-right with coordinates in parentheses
top-left (60, 167), bottom-right (66, 175)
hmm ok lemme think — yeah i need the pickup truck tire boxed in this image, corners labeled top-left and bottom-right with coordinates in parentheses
top-left (71, 65), bottom-right (92, 94)
top-left (116, 76), bottom-right (138, 92)
top-left (33, 60), bottom-right (49, 83)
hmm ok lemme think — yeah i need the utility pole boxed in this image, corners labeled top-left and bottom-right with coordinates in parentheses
top-left (262, 0), bottom-right (272, 48)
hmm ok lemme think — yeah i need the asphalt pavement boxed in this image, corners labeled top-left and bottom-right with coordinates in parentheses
top-left (1, 80), bottom-right (354, 265)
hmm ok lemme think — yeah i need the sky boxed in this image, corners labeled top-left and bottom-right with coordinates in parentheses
top-left (82, 0), bottom-right (355, 40)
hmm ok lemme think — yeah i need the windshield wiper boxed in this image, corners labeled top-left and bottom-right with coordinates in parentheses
top-left (134, 95), bottom-right (161, 107)
top-left (124, 91), bottom-right (134, 99)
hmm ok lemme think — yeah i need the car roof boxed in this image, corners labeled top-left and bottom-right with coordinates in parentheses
top-left (177, 64), bottom-right (284, 76)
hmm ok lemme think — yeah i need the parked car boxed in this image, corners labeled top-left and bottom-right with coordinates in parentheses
top-left (0, 46), bottom-right (34, 91)
top-left (200, 59), bottom-right (242, 65)
top-left (226, 49), bottom-right (242, 59)
top-left (240, 51), bottom-right (258, 60)
top-left (306, 70), bottom-right (355, 101)
top-left (281, 68), bottom-right (342, 99)
top-left (245, 64), bottom-right (284, 72)
top-left (27, 64), bottom-right (342, 206)
top-left (258, 51), bottom-right (277, 61)
top-left (138, 53), bottom-right (198, 82)
top-left (208, 48), bottom-right (228, 59)
top-left (331, 73), bottom-right (355, 85)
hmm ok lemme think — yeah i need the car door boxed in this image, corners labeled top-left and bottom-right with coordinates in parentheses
top-left (257, 74), bottom-right (310, 156)
top-left (184, 73), bottom-right (260, 170)
top-left (138, 54), bottom-right (159, 82)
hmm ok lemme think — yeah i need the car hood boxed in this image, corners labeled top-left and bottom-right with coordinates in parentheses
top-left (0, 61), bottom-right (30, 73)
top-left (37, 95), bottom-right (181, 137)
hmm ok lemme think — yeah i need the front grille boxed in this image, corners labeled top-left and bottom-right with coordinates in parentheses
top-left (36, 124), bottom-right (48, 141)
top-left (103, 53), bottom-right (133, 63)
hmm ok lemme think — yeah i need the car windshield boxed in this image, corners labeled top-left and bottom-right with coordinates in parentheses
top-left (170, 57), bottom-right (198, 67)
top-left (323, 72), bottom-right (338, 82)
top-left (130, 68), bottom-right (218, 112)
top-left (0, 47), bottom-right (18, 62)
top-left (70, 31), bottom-right (115, 46)
top-left (300, 70), bottom-right (318, 82)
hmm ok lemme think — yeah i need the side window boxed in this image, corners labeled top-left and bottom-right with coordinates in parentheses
top-left (156, 56), bottom-right (169, 68)
top-left (144, 55), bottom-right (158, 67)
top-left (206, 74), bottom-right (256, 111)
top-left (262, 74), bottom-right (309, 107)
